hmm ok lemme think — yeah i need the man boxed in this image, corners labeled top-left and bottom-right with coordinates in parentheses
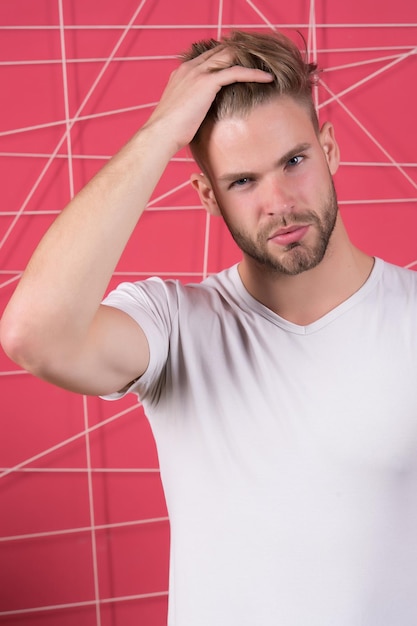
top-left (2, 30), bottom-right (417, 625)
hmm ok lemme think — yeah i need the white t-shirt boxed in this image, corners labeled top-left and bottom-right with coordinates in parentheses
top-left (102, 258), bottom-right (417, 626)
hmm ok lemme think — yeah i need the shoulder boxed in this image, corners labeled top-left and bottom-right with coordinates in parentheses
top-left (371, 259), bottom-right (417, 324)
top-left (102, 265), bottom-right (242, 317)
top-left (378, 258), bottom-right (417, 292)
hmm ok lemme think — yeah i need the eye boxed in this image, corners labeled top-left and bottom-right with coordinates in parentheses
top-left (287, 155), bottom-right (304, 167)
top-left (230, 177), bottom-right (251, 188)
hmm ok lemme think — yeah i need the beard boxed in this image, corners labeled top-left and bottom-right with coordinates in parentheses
top-left (220, 180), bottom-right (339, 277)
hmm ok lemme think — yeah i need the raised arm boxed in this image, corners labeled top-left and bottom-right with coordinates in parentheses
top-left (0, 48), bottom-right (272, 396)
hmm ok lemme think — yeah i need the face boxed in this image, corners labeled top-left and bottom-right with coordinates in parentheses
top-left (192, 96), bottom-right (340, 277)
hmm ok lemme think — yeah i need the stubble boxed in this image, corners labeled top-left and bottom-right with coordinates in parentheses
top-left (222, 181), bottom-right (339, 277)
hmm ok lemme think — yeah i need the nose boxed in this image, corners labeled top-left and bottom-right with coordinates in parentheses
top-left (261, 175), bottom-right (295, 216)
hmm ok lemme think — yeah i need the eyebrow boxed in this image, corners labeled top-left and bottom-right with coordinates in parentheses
top-left (217, 142), bottom-right (312, 186)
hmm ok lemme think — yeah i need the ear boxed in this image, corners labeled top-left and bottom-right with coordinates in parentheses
top-left (319, 122), bottom-right (340, 176)
top-left (190, 172), bottom-right (222, 216)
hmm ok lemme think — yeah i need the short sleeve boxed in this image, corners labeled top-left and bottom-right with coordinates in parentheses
top-left (101, 277), bottom-right (179, 402)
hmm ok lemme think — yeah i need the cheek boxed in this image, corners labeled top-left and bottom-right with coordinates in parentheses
top-left (217, 199), bottom-right (258, 234)
top-left (212, 188), bottom-right (244, 218)
top-left (302, 168), bottom-right (332, 200)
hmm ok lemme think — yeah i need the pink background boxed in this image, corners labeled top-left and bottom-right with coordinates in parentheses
top-left (1, 1), bottom-right (416, 624)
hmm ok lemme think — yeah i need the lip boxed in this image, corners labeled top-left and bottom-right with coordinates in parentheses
top-left (268, 225), bottom-right (310, 246)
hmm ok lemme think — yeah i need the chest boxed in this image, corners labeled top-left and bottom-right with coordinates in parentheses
top-left (173, 309), bottom-right (417, 474)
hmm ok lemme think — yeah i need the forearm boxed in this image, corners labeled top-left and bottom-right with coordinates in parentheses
top-left (0, 123), bottom-right (174, 369)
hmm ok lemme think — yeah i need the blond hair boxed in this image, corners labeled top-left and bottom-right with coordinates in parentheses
top-left (181, 30), bottom-right (319, 157)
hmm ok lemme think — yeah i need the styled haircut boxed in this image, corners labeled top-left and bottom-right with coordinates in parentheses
top-left (180, 30), bottom-right (319, 161)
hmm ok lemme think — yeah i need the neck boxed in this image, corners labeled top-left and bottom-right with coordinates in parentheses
top-left (238, 216), bottom-right (374, 326)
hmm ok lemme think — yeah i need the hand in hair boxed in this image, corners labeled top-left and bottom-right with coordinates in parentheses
top-left (143, 45), bottom-right (273, 155)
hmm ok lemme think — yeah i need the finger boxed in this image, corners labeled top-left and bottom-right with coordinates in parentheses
top-left (194, 49), bottom-right (273, 82)
top-left (187, 44), bottom-right (228, 66)
top-left (209, 65), bottom-right (274, 84)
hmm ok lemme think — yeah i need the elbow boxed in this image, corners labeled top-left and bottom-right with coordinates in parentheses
top-left (0, 313), bottom-right (40, 372)
top-left (1, 311), bottom-right (85, 391)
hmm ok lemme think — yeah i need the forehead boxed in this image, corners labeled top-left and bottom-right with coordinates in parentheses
top-left (199, 96), bottom-right (318, 176)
